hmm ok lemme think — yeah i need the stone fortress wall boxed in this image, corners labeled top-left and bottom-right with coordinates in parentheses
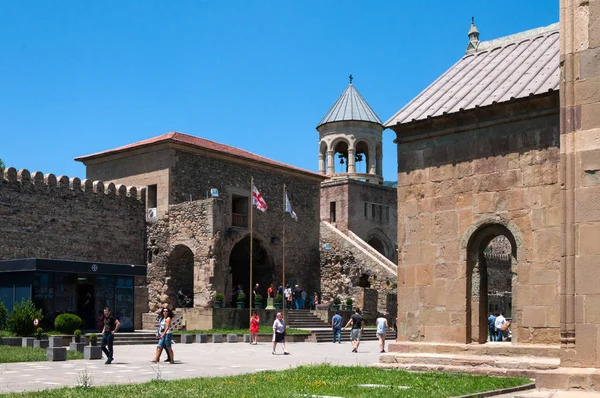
top-left (0, 166), bottom-right (147, 264)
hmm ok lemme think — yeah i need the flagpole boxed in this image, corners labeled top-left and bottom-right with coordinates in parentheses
top-left (249, 176), bottom-right (253, 316)
top-left (282, 184), bottom-right (286, 321)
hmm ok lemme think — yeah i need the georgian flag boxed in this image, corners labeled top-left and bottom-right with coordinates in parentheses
top-left (285, 192), bottom-right (298, 221)
top-left (252, 184), bottom-right (268, 212)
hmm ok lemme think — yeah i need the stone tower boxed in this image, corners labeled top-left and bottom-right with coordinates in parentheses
top-left (317, 75), bottom-right (384, 185)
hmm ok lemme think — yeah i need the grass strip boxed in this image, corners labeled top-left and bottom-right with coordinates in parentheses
top-left (0, 364), bottom-right (531, 398)
top-left (0, 346), bottom-right (83, 363)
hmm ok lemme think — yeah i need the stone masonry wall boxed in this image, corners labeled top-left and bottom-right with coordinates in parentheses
top-left (171, 150), bottom-right (323, 297)
top-left (0, 167), bottom-right (146, 264)
top-left (320, 221), bottom-right (397, 319)
top-left (146, 199), bottom-right (222, 312)
top-left (394, 94), bottom-right (561, 344)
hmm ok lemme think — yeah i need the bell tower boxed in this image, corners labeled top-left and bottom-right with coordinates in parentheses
top-left (317, 75), bottom-right (384, 184)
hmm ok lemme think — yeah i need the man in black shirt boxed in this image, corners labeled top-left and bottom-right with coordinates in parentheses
top-left (100, 306), bottom-right (120, 364)
top-left (343, 307), bottom-right (364, 353)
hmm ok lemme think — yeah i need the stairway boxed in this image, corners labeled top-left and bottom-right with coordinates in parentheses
top-left (286, 309), bottom-right (396, 342)
top-left (310, 328), bottom-right (396, 343)
top-left (112, 332), bottom-right (159, 345)
top-left (286, 310), bottom-right (331, 328)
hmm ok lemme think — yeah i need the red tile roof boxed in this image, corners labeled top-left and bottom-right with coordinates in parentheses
top-left (75, 132), bottom-right (326, 179)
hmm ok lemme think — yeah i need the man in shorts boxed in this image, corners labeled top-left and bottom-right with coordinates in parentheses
top-left (343, 307), bottom-right (364, 353)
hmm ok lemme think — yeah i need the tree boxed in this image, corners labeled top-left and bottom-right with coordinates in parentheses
top-left (0, 157), bottom-right (4, 169)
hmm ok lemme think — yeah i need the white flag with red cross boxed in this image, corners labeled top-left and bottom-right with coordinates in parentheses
top-left (252, 184), bottom-right (268, 212)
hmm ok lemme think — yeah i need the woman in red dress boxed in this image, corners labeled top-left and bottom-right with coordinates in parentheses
top-left (250, 311), bottom-right (260, 345)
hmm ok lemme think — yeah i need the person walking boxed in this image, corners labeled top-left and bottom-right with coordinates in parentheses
top-left (376, 313), bottom-right (389, 353)
top-left (331, 311), bottom-right (342, 344)
top-left (100, 306), bottom-right (120, 364)
top-left (272, 312), bottom-right (290, 355)
top-left (294, 285), bottom-right (302, 310)
top-left (312, 292), bottom-right (319, 310)
top-left (301, 289), bottom-right (307, 309)
top-left (487, 312), bottom-right (497, 342)
top-left (494, 312), bottom-right (506, 342)
top-left (250, 311), bottom-right (260, 345)
top-left (343, 308), bottom-right (364, 353)
top-left (284, 284), bottom-right (292, 310)
top-left (154, 308), bottom-right (171, 362)
top-left (151, 308), bottom-right (174, 364)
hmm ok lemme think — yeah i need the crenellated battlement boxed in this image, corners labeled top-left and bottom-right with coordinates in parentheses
top-left (0, 166), bottom-right (146, 203)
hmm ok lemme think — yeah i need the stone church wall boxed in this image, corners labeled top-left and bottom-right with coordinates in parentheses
top-left (395, 94), bottom-right (561, 344)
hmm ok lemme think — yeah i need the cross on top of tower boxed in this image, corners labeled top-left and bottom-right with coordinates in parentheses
top-left (349, 74), bottom-right (353, 84)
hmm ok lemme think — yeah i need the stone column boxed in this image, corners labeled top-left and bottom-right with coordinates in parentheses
top-left (376, 148), bottom-right (383, 177)
top-left (559, 0), bottom-right (600, 368)
top-left (318, 153), bottom-right (325, 175)
top-left (326, 150), bottom-right (335, 176)
top-left (348, 148), bottom-right (356, 174)
top-left (368, 149), bottom-right (376, 175)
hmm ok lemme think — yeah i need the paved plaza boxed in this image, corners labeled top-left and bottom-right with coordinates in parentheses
top-left (0, 340), bottom-right (383, 394)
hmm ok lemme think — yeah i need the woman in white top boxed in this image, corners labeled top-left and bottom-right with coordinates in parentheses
top-left (376, 313), bottom-right (389, 353)
top-left (272, 312), bottom-right (290, 355)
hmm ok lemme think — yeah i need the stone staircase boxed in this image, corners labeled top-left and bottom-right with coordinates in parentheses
top-left (346, 230), bottom-right (398, 274)
top-left (286, 309), bottom-right (395, 342)
top-left (287, 310), bottom-right (332, 328)
top-left (112, 332), bottom-right (159, 345)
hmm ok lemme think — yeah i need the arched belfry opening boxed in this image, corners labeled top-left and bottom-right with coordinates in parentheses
top-left (229, 236), bottom-right (272, 304)
top-left (166, 245), bottom-right (194, 307)
top-left (466, 224), bottom-right (516, 344)
top-left (355, 140), bottom-right (370, 174)
top-left (333, 140), bottom-right (350, 174)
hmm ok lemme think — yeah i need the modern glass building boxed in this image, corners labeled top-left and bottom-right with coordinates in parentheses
top-left (0, 259), bottom-right (146, 332)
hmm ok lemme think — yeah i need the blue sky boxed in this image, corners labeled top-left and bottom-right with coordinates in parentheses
top-left (0, 1), bottom-right (558, 181)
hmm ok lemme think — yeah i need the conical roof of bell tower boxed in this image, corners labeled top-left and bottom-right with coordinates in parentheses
top-left (317, 75), bottom-right (382, 128)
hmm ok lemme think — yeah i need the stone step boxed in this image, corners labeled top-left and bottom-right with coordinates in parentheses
top-left (375, 362), bottom-right (541, 379)
top-left (312, 330), bottom-right (395, 342)
top-left (380, 352), bottom-right (559, 372)
top-left (387, 342), bottom-right (561, 358)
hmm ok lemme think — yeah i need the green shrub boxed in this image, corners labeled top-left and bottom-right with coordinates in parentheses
top-left (0, 302), bottom-right (7, 330)
top-left (274, 294), bottom-right (283, 303)
top-left (346, 297), bottom-right (353, 306)
top-left (255, 294), bottom-right (263, 302)
top-left (237, 292), bottom-right (246, 302)
top-left (54, 313), bottom-right (82, 334)
top-left (333, 296), bottom-right (341, 305)
top-left (215, 293), bottom-right (224, 302)
top-left (88, 333), bottom-right (97, 339)
top-left (74, 329), bottom-right (81, 337)
top-left (7, 300), bottom-right (42, 336)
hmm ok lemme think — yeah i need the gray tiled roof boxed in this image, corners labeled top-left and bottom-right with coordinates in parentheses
top-left (385, 23), bottom-right (559, 127)
top-left (318, 84), bottom-right (382, 128)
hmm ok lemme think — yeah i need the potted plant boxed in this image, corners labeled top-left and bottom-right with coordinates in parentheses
top-left (35, 327), bottom-right (44, 340)
top-left (274, 294), bottom-right (283, 310)
top-left (345, 298), bottom-right (353, 311)
top-left (254, 294), bottom-right (263, 309)
top-left (236, 292), bottom-right (246, 309)
top-left (332, 296), bottom-right (341, 311)
top-left (88, 333), bottom-right (97, 346)
top-left (214, 293), bottom-right (224, 309)
top-left (73, 329), bottom-right (82, 343)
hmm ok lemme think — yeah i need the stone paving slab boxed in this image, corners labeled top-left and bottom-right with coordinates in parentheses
top-left (0, 341), bottom-right (383, 394)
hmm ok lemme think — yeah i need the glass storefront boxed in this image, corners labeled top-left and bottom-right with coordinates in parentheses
top-left (29, 272), bottom-right (135, 332)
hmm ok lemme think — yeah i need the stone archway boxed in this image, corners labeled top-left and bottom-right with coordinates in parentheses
top-left (465, 223), bottom-right (517, 344)
top-left (367, 236), bottom-right (385, 256)
top-left (229, 236), bottom-right (273, 306)
top-left (166, 244), bottom-right (195, 308)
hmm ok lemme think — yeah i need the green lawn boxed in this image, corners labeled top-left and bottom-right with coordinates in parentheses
top-left (0, 346), bottom-right (83, 363)
top-left (174, 325), bottom-right (310, 335)
top-left (0, 364), bottom-right (531, 397)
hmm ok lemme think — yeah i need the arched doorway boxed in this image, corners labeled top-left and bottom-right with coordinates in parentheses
top-left (466, 224), bottom-right (516, 344)
top-left (367, 236), bottom-right (386, 257)
top-left (166, 245), bottom-right (194, 308)
top-left (229, 236), bottom-right (272, 306)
